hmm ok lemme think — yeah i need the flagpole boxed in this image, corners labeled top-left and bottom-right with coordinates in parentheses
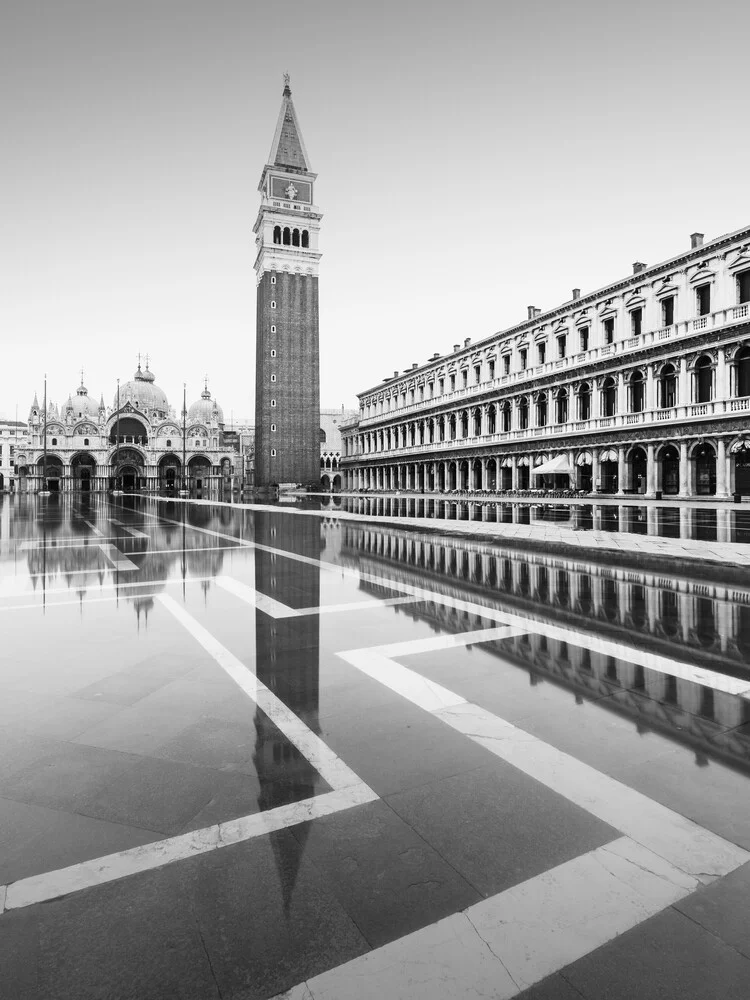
top-left (40, 374), bottom-right (50, 495)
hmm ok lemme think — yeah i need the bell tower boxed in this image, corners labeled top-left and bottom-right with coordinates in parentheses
top-left (254, 76), bottom-right (322, 488)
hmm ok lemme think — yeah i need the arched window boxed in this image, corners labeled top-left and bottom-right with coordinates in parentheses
top-left (555, 389), bottom-right (568, 424)
top-left (51, 438), bottom-right (57, 445)
top-left (283, 227), bottom-right (291, 245)
top-left (630, 369), bottom-right (645, 412)
top-left (659, 363), bottom-right (677, 408)
top-left (449, 414), bottom-right (457, 440)
top-left (473, 408), bottom-right (482, 435)
top-left (601, 376), bottom-right (617, 416)
top-left (487, 404), bottom-right (496, 434)
top-left (460, 411), bottom-right (469, 437)
top-left (578, 383), bottom-right (591, 420)
top-left (518, 397), bottom-right (529, 430)
top-left (501, 401), bottom-right (511, 432)
top-left (737, 346), bottom-right (750, 397)
top-left (166, 439), bottom-right (172, 447)
top-left (83, 438), bottom-right (89, 446)
top-left (536, 392), bottom-right (548, 426)
top-left (695, 355), bottom-right (713, 403)
top-left (301, 230), bottom-right (309, 248)
top-left (273, 226), bottom-right (281, 244)
top-left (292, 228), bottom-right (300, 247)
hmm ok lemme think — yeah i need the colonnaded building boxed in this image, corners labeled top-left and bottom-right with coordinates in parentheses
top-left (14, 361), bottom-right (237, 493)
top-left (341, 227), bottom-right (750, 499)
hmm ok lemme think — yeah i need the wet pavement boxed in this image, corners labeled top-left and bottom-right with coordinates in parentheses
top-left (2, 493), bottom-right (750, 998)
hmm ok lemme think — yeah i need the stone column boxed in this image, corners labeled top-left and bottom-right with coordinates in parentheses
top-left (616, 374), bottom-right (626, 417)
top-left (481, 457), bottom-right (488, 490)
top-left (645, 365), bottom-right (656, 413)
top-left (646, 442), bottom-right (656, 496)
top-left (678, 359), bottom-right (689, 411)
top-left (679, 440), bottom-right (690, 496)
top-left (716, 437), bottom-right (729, 498)
top-left (716, 350), bottom-right (728, 403)
top-left (511, 455), bottom-right (518, 490)
top-left (617, 446), bottom-right (627, 495)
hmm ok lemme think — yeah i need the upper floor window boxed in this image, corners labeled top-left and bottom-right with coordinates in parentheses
top-left (696, 283), bottom-right (711, 316)
top-left (662, 296), bottom-right (675, 326)
top-left (503, 355), bottom-right (510, 375)
top-left (270, 275), bottom-right (276, 284)
top-left (439, 378), bottom-right (444, 394)
top-left (488, 360), bottom-right (495, 379)
top-left (450, 374), bottom-right (456, 391)
top-left (462, 370), bottom-right (468, 388)
top-left (557, 335), bottom-right (566, 359)
top-left (271, 374), bottom-right (276, 382)
top-left (270, 349), bottom-right (276, 358)
top-left (579, 327), bottom-right (589, 352)
top-left (273, 226), bottom-right (281, 244)
top-left (537, 342), bottom-right (546, 365)
top-left (738, 270), bottom-right (750, 304)
top-left (167, 439), bottom-right (172, 447)
top-left (603, 318), bottom-right (615, 344)
top-left (83, 438), bottom-right (89, 445)
top-left (51, 438), bottom-right (57, 445)
top-left (474, 365), bottom-right (481, 384)
top-left (630, 308), bottom-right (642, 337)
top-left (520, 348), bottom-right (528, 370)
top-left (428, 381), bottom-right (434, 397)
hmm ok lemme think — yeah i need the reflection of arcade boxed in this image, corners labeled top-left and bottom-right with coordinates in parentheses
top-left (341, 523), bottom-right (750, 774)
top-left (253, 510), bottom-right (323, 910)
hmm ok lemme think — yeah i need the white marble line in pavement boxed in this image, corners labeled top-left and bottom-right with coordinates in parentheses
top-left (216, 576), bottom-right (425, 618)
top-left (157, 594), bottom-right (370, 795)
top-left (0, 596), bottom-right (377, 913)
top-left (81, 519), bottom-right (104, 536)
top-left (136, 503), bottom-right (750, 699)
top-left (338, 636), bottom-right (750, 882)
top-left (97, 543), bottom-right (138, 571)
top-left (1, 784), bottom-right (377, 914)
top-left (109, 518), bottom-right (150, 539)
top-left (271, 836), bottom-right (705, 1000)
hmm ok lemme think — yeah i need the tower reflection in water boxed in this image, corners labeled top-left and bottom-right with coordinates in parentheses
top-left (341, 521), bottom-right (750, 775)
top-left (253, 508), bottom-right (323, 912)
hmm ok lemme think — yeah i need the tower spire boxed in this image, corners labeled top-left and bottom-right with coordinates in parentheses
top-left (267, 75), bottom-right (311, 172)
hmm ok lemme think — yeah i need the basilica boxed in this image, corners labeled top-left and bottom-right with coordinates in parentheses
top-left (15, 360), bottom-right (238, 493)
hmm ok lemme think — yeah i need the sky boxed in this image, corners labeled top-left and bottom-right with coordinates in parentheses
top-left (2, 0), bottom-right (749, 422)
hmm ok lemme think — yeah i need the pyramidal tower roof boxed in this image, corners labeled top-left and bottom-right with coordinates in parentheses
top-left (267, 75), bottom-right (312, 173)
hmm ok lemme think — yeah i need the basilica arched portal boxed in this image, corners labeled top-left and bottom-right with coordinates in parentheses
top-left (111, 447), bottom-right (145, 492)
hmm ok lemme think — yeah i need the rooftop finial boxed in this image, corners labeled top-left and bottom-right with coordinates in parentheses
top-left (283, 72), bottom-right (291, 96)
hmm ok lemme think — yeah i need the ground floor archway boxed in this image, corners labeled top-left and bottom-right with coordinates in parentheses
top-left (71, 453), bottom-right (97, 492)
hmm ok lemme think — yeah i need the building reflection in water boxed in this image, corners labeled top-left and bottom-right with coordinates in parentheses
top-left (340, 520), bottom-right (750, 775)
top-left (340, 495), bottom-right (750, 545)
top-left (253, 507), bottom-right (323, 913)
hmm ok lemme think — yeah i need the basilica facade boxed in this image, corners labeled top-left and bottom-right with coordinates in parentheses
top-left (15, 361), bottom-right (237, 493)
top-left (341, 226), bottom-right (750, 499)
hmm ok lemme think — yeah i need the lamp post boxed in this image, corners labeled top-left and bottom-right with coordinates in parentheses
top-left (111, 379), bottom-right (123, 495)
top-left (180, 383), bottom-right (188, 496)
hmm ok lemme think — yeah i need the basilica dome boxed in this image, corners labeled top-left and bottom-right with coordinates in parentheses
top-left (66, 382), bottom-right (100, 420)
top-left (188, 384), bottom-right (224, 425)
top-left (115, 364), bottom-right (169, 416)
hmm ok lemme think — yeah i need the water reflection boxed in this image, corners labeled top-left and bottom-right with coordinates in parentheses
top-left (335, 495), bottom-right (750, 544)
top-left (339, 520), bottom-right (750, 773)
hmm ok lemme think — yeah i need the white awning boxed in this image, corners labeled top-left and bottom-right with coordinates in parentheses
top-left (600, 449), bottom-right (618, 463)
top-left (531, 454), bottom-right (574, 476)
top-left (576, 451), bottom-right (593, 466)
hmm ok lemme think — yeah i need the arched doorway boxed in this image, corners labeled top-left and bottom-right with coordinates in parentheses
top-left (734, 445), bottom-right (750, 496)
top-left (693, 443), bottom-right (716, 495)
top-left (159, 455), bottom-right (181, 494)
top-left (660, 445), bottom-right (680, 495)
top-left (188, 455), bottom-right (211, 491)
top-left (71, 453), bottom-right (97, 492)
top-left (111, 448), bottom-right (144, 492)
top-left (321, 474), bottom-right (331, 491)
top-left (37, 456), bottom-right (63, 492)
top-left (599, 449), bottom-right (618, 493)
top-left (629, 446), bottom-right (647, 494)
top-left (577, 454), bottom-right (592, 492)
